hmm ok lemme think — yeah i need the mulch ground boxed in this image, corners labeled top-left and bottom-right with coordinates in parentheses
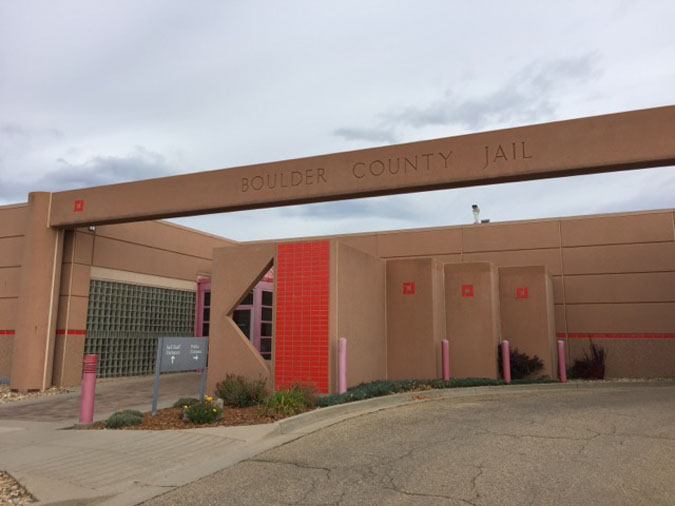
top-left (0, 471), bottom-right (35, 505)
top-left (86, 406), bottom-right (287, 430)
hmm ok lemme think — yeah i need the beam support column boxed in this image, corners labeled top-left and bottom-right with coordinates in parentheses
top-left (10, 192), bottom-right (64, 391)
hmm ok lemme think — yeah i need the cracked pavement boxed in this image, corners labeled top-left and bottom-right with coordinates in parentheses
top-left (143, 385), bottom-right (675, 506)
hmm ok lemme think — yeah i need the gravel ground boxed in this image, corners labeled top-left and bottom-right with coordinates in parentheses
top-left (0, 471), bottom-right (35, 505)
top-left (0, 385), bottom-right (69, 405)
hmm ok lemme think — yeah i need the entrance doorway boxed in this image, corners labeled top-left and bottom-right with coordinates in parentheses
top-left (196, 270), bottom-right (274, 360)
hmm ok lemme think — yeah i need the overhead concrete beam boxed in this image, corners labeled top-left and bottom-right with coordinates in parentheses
top-left (48, 106), bottom-right (675, 227)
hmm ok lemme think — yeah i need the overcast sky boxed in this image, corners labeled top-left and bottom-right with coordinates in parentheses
top-left (1, 1), bottom-right (674, 241)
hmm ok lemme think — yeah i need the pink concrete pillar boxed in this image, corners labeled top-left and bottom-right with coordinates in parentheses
top-left (441, 339), bottom-right (450, 380)
top-left (338, 337), bottom-right (347, 394)
top-left (501, 340), bottom-right (511, 384)
top-left (557, 340), bottom-right (568, 383)
top-left (79, 354), bottom-right (98, 424)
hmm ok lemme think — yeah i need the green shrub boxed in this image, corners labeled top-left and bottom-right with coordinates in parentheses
top-left (216, 374), bottom-right (268, 407)
top-left (173, 397), bottom-right (199, 409)
top-left (497, 345), bottom-right (544, 379)
top-left (184, 396), bottom-right (223, 424)
top-left (261, 386), bottom-right (309, 417)
top-left (317, 378), bottom-right (500, 407)
top-left (569, 341), bottom-right (606, 379)
top-left (315, 377), bottom-right (557, 408)
top-left (106, 409), bottom-right (143, 429)
top-left (294, 383), bottom-right (318, 409)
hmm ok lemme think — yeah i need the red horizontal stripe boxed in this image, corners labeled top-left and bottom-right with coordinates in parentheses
top-left (55, 329), bottom-right (87, 335)
top-left (0, 330), bottom-right (15, 335)
top-left (557, 332), bottom-right (675, 340)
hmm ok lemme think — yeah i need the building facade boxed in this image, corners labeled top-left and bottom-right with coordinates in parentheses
top-left (2, 202), bottom-right (674, 392)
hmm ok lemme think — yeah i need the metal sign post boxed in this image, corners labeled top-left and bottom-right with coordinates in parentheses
top-left (151, 336), bottom-right (209, 415)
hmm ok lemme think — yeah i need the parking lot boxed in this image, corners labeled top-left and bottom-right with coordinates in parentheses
top-left (145, 383), bottom-right (675, 506)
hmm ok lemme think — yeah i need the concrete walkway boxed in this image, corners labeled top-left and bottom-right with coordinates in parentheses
top-left (0, 372), bottom-right (203, 422)
top-left (0, 380), bottom-right (673, 505)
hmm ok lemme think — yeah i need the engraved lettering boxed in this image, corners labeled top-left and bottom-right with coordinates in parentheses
top-left (251, 176), bottom-right (264, 191)
top-left (404, 156), bottom-right (418, 172)
top-left (494, 145), bottom-right (507, 162)
top-left (422, 153), bottom-right (433, 170)
top-left (317, 168), bottom-right (327, 183)
top-left (388, 157), bottom-right (400, 174)
top-left (438, 151), bottom-right (453, 168)
top-left (482, 141), bottom-right (533, 169)
top-left (291, 171), bottom-right (303, 186)
top-left (370, 160), bottom-right (385, 176)
top-left (240, 167), bottom-right (328, 192)
top-left (349, 151), bottom-right (451, 180)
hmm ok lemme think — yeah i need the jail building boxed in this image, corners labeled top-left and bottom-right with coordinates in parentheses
top-left (1, 200), bottom-right (673, 392)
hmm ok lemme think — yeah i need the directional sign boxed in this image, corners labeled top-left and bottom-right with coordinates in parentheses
top-left (158, 337), bottom-right (208, 372)
top-left (152, 337), bottom-right (208, 415)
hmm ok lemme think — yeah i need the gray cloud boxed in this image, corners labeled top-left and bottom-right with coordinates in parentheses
top-left (389, 54), bottom-right (598, 130)
top-left (333, 126), bottom-right (398, 144)
top-left (279, 196), bottom-right (424, 222)
top-left (0, 146), bottom-right (175, 203)
top-left (0, 123), bottom-right (63, 141)
top-left (333, 54), bottom-right (599, 142)
top-left (590, 172), bottom-right (675, 214)
top-left (0, 123), bottom-right (64, 170)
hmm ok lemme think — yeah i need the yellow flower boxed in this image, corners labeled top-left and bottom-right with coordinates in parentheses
top-left (212, 408), bottom-right (217, 412)
top-left (183, 405), bottom-right (188, 409)
top-left (206, 395), bottom-right (212, 402)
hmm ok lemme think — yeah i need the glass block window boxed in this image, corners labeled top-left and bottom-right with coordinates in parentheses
top-left (84, 279), bottom-right (195, 377)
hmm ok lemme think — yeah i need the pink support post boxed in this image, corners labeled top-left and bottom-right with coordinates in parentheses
top-left (501, 340), bottom-right (511, 385)
top-left (79, 354), bottom-right (98, 424)
top-left (557, 340), bottom-right (568, 383)
top-left (441, 339), bottom-right (450, 381)
top-left (338, 337), bottom-right (347, 394)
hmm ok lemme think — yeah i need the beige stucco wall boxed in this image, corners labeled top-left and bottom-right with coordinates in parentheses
top-left (386, 258), bottom-right (446, 380)
top-left (0, 204), bottom-right (27, 379)
top-left (52, 221), bottom-right (237, 386)
top-left (335, 241), bottom-right (386, 388)
top-left (499, 266), bottom-right (557, 379)
top-left (3, 199), bottom-right (674, 385)
top-left (286, 208), bottom-right (675, 378)
top-left (206, 244), bottom-right (273, 395)
top-left (444, 262), bottom-right (501, 379)
top-left (2, 203), bottom-right (237, 386)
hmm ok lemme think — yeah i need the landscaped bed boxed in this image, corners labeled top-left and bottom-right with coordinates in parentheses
top-left (86, 405), bottom-right (280, 430)
top-left (88, 375), bottom-right (559, 431)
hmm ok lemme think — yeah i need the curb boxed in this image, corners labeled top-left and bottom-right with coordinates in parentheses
top-left (273, 379), bottom-right (675, 436)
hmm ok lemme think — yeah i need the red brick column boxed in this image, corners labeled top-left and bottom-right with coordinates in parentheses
top-left (275, 241), bottom-right (329, 393)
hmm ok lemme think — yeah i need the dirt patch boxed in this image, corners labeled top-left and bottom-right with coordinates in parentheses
top-left (0, 471), bottom-right (35, 505)
top-left (86, 406), bottom-right (294, 430)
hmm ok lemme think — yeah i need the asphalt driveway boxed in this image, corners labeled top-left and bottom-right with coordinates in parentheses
top-left (143, 384), bottom-right (675, 506)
